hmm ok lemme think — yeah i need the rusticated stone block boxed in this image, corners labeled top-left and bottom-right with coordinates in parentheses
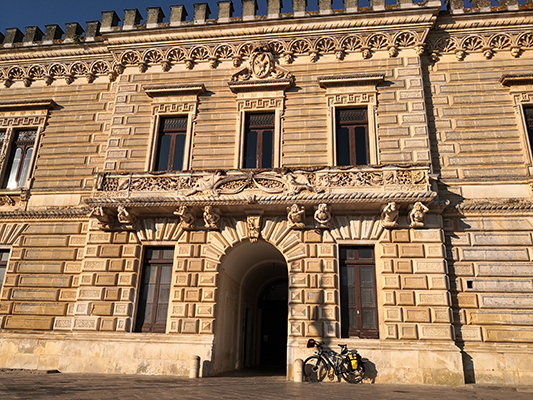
top-left (317, 244), bottom-right (335, 258)
top-left (381, 244), bottom-right (398, 257)
top-left (88, 232), bottom-right (113, 244)
top-left (385, 307), bottom-right (403, 322)
top-left (306, 322), bottom-right (323, 337)
top-left (290, 305), bottom-right (309, 320)
top-left (181, 318), bottom-right (198, 334)
top-left (190, 231), bottom-right (207, 244)
top-left (460, 248), bottom-right (529, 262)
top-left (306, 260), bottom-right (323, 273)
top-left (304, 230), bottom-right (322, 243)
top-left (470, 233), bottom-right (532, 246)
top-left (184, 288), bottom-right (201, 302)
top-left (199, 273), bottom-right (217, 287)
top-left (431, 308), bottom-right (451, 323)
top-left (99, 245), bottom-right (122, 258)
top-left (418, 324), bottom-right (453, 340)
top-left (385, 324), bottom-right (398, 339)
top-left (104, 288), bottom-right (121, 301)
top-left (417, 292), bottom-right (450, 306)
top-left (290, 274), bottom-right (308, 288)
top-left (113, 302), bottom-right (132, 317)
top-left (99, 317), bottom-right (117, 331)
top-left (383, 275), bottom-right (401, 289)
top-left (187, 259), bottom-right (203, 272)
top-left (306, 290), bottom-right (324, 304)
top-left (109, 259), bottom-right (125, 272)
top-left (411, 229), bottom-right (443, 243)
top-left (382, 259), bottom-right (394, 273)
top-left (200, 320), bottom-right (215, 334)
top-left (479, 294), bottom-right (533, 309)
top-left (399, 244), bottom-right (424, 258)
top-left (455, 326), bottom-right (482, 341)
top-left (91, 302), bottom-right (114, 316)
top-left (413, 260), bottom-right (447, 274)
top-left (18, 275), bottom-right (71, 288)
top-left (11, 288), bottom-right (59, 301)
top-left (118, 273), bottom-right (137, 286)
top-left (25, 249), bottom-right (77, 260)
top-left (73, 317), bottom-right (100, 330)
top-left (429, 276), bottom-right (448, 290)
top-left (22, 236), bottom-right (69, 247)
top-left (404, 308), bottom-right (430, 323)
top-left (12, 302), bottom-right (67, 316)
top-left (95, 273), bottom-right (118, 286)
top-left (425, 244), bottom-right (445, 258)
top-left (395, 260), bottom-right (412, 273)
top-left (125, 259), bottom-right (139, 272)
top-left (25, 223), bottom-right (82, 235)
top-left (4, 315), bottom-right (53, 330)
top-left (392, 230), bottom-right (410, 243)
top-left (397, 291), bottom-right (415, 305)
top-left (403, 276), bottom-right (427, 289)
top-left (457, 293), bottom-right (478, 308)
top-left (17, 261), bottom-right (64, 274)
top-left (0, 302), bottom-right (12, 314)
top-left (398, 324), bottom-right (418, 339)
top-left (58, 289), bottom-right (77, 301)
top-left (53, 317), bottom-right (74, 330)
top-left (83, 260), bottom-right (108, 272)
top-left (78, 288), bottom-right (104, 301)
top-left (318, 306), bottom-right (336, 321)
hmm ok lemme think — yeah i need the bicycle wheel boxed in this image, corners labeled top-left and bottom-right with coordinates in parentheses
top-left (340, 358), bottom-right (365, 384)
top-left (303, 355), bottom-right (329, 382)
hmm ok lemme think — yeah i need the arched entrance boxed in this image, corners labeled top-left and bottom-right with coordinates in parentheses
top-left (212, 241), bottom-right (288, 376)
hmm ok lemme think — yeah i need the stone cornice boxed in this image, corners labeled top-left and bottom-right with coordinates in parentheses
top-left (103, 9), bottom-right (440, 48)
top-left (0, 208), bottom-right (89, 220)
top-left (228, 78), bottom-right (294, 93)
top-left (0, 99), bottom-right (56, 111)
top-left (445, 200), bottom-right (533, 215)
top-left (143, 83), bottom-right (206, 97)
top-left (86, 190), bottom-right (437, 208)
top-left (500, 73), bottom-right (533, 86)
top-left (317, 73), bottom-right (385, 88)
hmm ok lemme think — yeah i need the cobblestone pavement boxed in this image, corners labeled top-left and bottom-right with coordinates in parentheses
top-left (0, 371), bottom-right (532, 400)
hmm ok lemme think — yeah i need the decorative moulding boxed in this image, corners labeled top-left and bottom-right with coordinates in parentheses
top-left (317, 73), bottom-right (385, 88)
top-left (228, 78), bottom-right (294, 93)
top-left (0, 99), bottom-right (56, 111)
top-left (143, 83), bottom-right (206, 97)
top-left (499, 73), bottom-right (533, 86)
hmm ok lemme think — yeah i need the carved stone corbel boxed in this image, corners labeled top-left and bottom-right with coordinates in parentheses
top-left (88, 206), bottom-right (116, 231)
top-left (287, 204), bottom-right (305, 230)
top-left (246, 212), bottom-right (263, 243)
top-left (380, 202), bottom-right (399, 229)
top-left (116, 206), bottom-right (137, 231)
top-left (314, 203), bottom-right (331, 229)
top-left (203, 206), bottom-right (221, 230)
top-left (174, 205), bottom-right (196, 230)
top-left (409, 202), bottom-right (429, 229)
top-left (0, 195), bottom-right (15, 206)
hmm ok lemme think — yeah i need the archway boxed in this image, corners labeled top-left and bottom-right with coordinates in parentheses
top-left (211, 240), bottom-right (288, 376)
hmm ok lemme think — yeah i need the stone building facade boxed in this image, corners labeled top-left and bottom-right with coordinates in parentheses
top-left (0, 0), bottom-right (532, 386)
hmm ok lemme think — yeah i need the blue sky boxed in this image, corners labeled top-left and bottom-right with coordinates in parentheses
top-left (0, 0), bottom-right (465, 35)
top-left (0, 0), bottom-right (330, 34)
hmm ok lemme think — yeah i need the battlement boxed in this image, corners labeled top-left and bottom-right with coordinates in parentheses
top-left (0, 0), bottom-right (437, 48)
top-left (2, 0), bottom-right (532, 48)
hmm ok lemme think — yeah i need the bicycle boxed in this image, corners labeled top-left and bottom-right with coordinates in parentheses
top-left (303, 338), bottom-right (365, 384)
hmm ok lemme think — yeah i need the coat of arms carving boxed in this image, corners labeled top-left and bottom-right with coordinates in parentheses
top-left (231, 45), bottom-right (293, 82)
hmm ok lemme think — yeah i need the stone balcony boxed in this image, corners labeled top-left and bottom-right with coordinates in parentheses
top-left (87, 165), bottom-right (436, 215)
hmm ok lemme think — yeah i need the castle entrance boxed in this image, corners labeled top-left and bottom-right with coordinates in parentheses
top-left (212, 241), bottom-right (288, 376)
